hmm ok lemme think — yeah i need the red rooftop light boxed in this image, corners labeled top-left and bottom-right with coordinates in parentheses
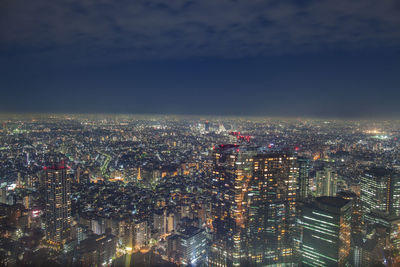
top-left (218, 144), bottom-right (240, 149)
top-left (43, 162), bottom-right (70, 170)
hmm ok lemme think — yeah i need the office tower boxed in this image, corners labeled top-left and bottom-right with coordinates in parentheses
top-left (350, 234), bottom-right (364, 267)
top-left (315, 167), bottom-right (337, 197)
top-left (134, 220), bottom-right (150, 249)
top-left (209, 144), bottom-right (255, 267)
top-left (179, 226), bottom-right (208, 266)
top-left (298, 156), bottom-right (310, 200)
top-left (337, 191), bottom-right (362, 235)
top-left (44, 163), bottom-right (72, 249)
top-left (301, 196), bottom-right (352, 266)
top-left (153, 210), bottom-right (166, 238)
top-left (209, 145), bottom-right (298, 266)
top-left (361, 167), bottom-right (400, 216)
top-left (293, 156), bottom-right (311, 263)
top-left (118, 219), bottom-right (135, 251)
top-left (251, 152), bottom-right (298, 265)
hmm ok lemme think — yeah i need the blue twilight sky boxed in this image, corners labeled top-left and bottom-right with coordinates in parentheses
top-left (0, 0), bottom-right (400, 118)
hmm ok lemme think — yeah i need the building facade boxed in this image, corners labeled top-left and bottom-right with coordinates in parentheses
top-left (361, 167), bottom-right (400, 217)
top-left (301, 196), bottom-right (352, 266)
top-left (44, 164), bottom-right (72, 249)
top-left (209, 145), bottom-right (299, 266)
top-left (315, 167), bottom-right (337, 197)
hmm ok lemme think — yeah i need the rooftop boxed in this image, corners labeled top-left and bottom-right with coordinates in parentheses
top-left (316, 196), bottom-right (350, 208)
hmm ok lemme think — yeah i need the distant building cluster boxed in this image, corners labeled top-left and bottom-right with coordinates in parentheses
top-left (1, 115), bottom-right (400, 266)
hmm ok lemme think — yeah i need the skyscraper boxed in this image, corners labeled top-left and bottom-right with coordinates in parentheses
top-left (209, 146), bottom-right (298, 266)
top-left (294, 156), bottom-right (311, 263)
top-left (178, 226), bottom-right (208, 266)
top-left (301, 196), bottom-right (352, 266)
top-left (315, 167), bottom-right (337, 197)
top-left (252, 152), bottom-right (298, 265)
top-left (337, 191), bottom-right (362, 235)
top-left (298, 156), bottom-right (311, 200)
top-left (360, 167), bottom-right (400, 216)
top-left (209, 144), bottom-right (255, 266)
top-left (44, 162), bottom-right (72, 250)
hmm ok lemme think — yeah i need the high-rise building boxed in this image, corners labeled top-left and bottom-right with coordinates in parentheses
top-left (209, 144), bottom-right (255, 267)
top-left (360, 167), bottom-right (400, 217)
top-left (315, 167), bottom-right (337, 197)
top-left (293, 157), bottom-right (311, 263)
top-left (337, 191), bottom-right (362, 235)
top-left (134, 220), bottom-right (149, 249)
top-left (179, 226), bottom-right (208, 266)
top-left (301, 196), bottom-right (352, 266)
top-left (298, 157), bottom-right (311, 200)
top-left (167, 226), bottom-right (208, 265)
top-left (44, 163), bottom-right (72, 250)
top-left (209, 145), bottom-right (298, 266)
top-left (251, 152), bottom-right (298, 265)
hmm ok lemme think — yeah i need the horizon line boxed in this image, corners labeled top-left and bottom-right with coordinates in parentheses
top-left (0, 111), bottom-right (400, 121)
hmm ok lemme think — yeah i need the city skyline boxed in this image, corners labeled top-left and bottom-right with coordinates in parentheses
top-left (1, 114), bottom-right (400, 266)
top-left (1, 1), bottom-right (400, 266)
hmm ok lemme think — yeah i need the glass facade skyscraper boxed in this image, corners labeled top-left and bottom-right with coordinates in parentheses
top-left (361, 167), bottom-right (400, 217)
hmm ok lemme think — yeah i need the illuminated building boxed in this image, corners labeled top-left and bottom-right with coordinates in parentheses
top-left (337, 191), bottom-right (362, 235)
top-left (298, 157), bottom-right (310, 200)
top-left (361, 167), bottom-right (400, 217)
top-left (134, 220), bottom-right (150, 249)
top-left (118, 219), bottom-right (135, 250)
top-left (209, 145), bottom-right (298, 266)
top-left (44, 163), bottom-right (72, 250)
top-left (294, 157), bottom-right (311, 263)
top-left (179, 226), bottom-right (208, 266)
top-left (301, 196), bottom-right (352, 266)
top-left (315, 167), bottom-right (337, 197)
top-left (251, 152), bottom-right (298, 265)
top-left (209, 144), bottom-right (254, 267)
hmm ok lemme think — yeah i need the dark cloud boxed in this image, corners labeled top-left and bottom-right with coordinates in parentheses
top-left (1, 0), bottom-right (400, 63)
top-left (1, 0), bottom-right (400, 117)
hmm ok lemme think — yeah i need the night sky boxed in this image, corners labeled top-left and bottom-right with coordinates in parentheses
top-left (1, 0), bottom-right (400, 118)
